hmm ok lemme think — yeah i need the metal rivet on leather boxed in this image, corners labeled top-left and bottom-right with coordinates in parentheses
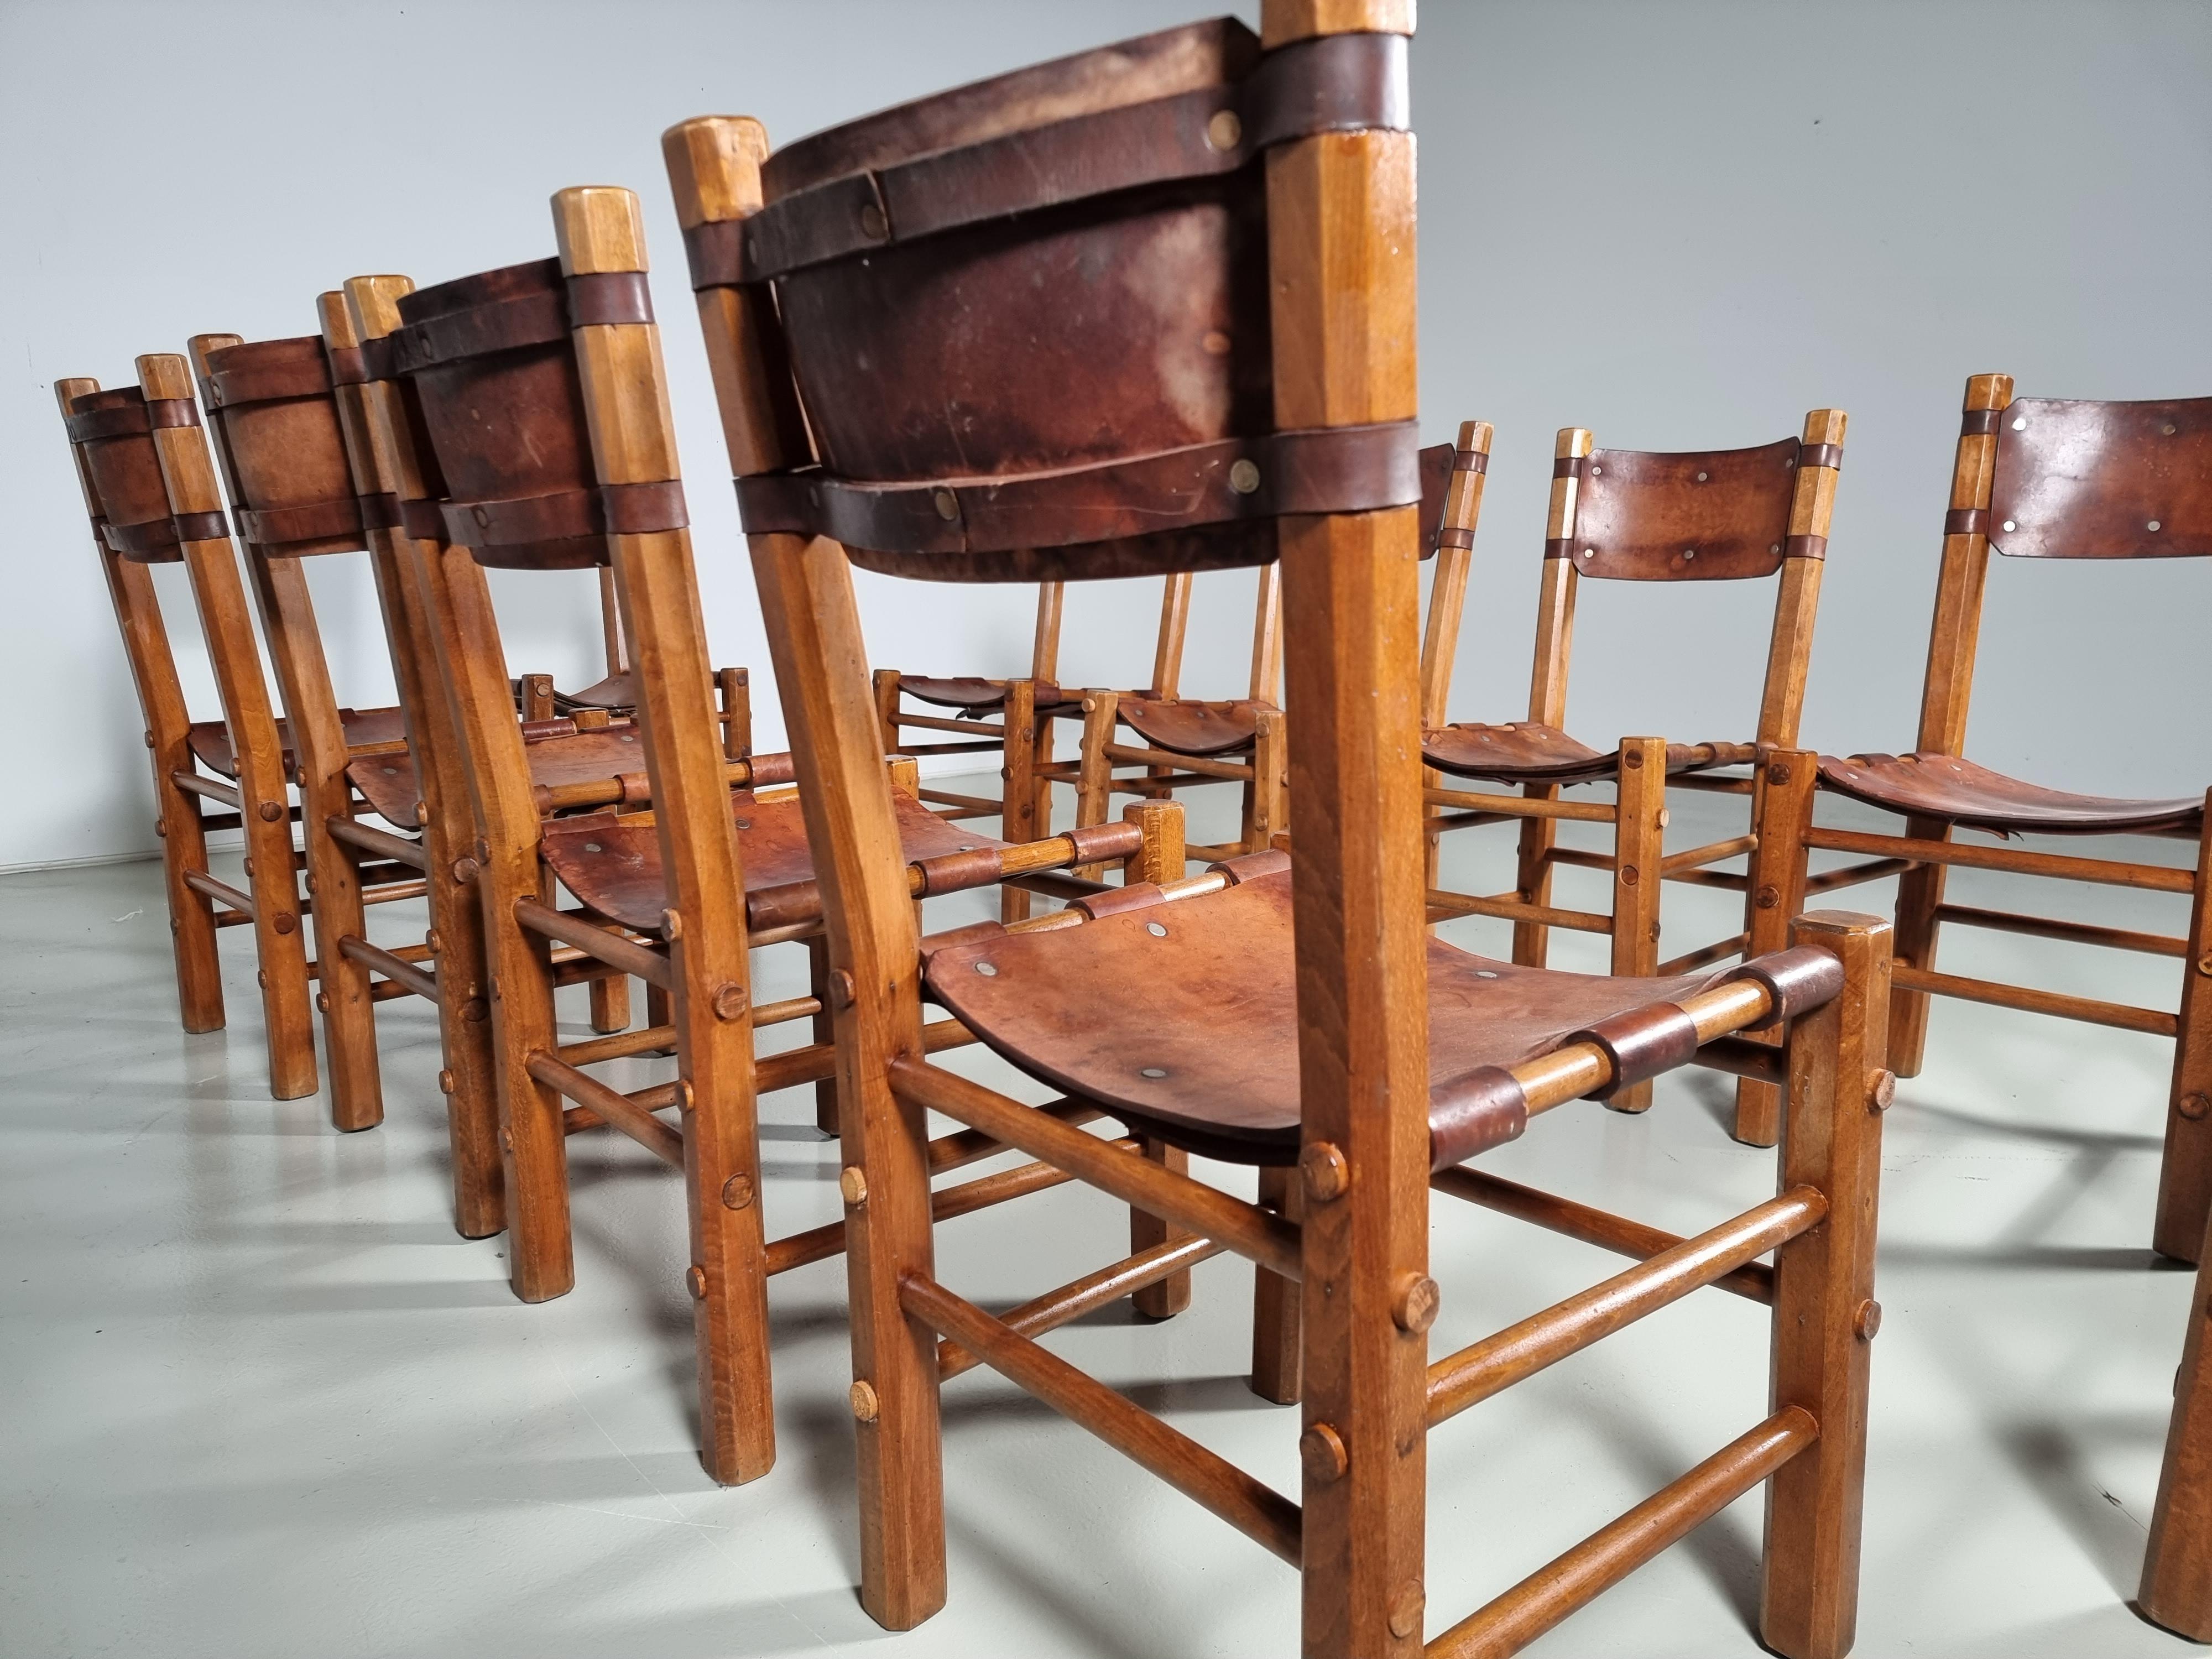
top-left (1141, 1066), bottom-right (1168, 1078)
top-left (859, 203), bottom-right (889, 241)
top-left (1695, 471), bottom-right (1708, 482)
top-left (1580, 547), bottom-right (1594, 560)
top-left (1147, 921), bottom-right (1167, 937)
top-left (1589, 465), bottom-right (1601, 475)
top-left (2002, 520), bottom-right (2017, 533)
top-left (583, 842), bottom-right (602, 853)
top-left (2012, 417), bottom-right (2027, 430)
top-left (1206, 109), bottom-right (1242, 150)
top-left (2166, 424), bottom-right (2179, 435)
top-left (974, 961), bottom-right (998, 976)
top-left (1683, 549), bottom-right (1697, 560)
top-left (2149, 520), bottom-right (2163, 532)
top-left (1770, 543), bottom-right (1783, 555)
top-left (734, 818), bottom-right (750, 830)
top-left (1475, 969), bottom-right (1498, 979)
top-left (472, 505), bottom-right (490, 526)
top-left (381, 765), bottom-right (398, 775)
top-left (1228, 458), bottom-right (1261, 494)
top-left (931, 487), bottom-right (959, 520)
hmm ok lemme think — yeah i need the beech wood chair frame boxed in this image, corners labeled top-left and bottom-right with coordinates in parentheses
top-left (1421, 411), bottom-right (1845, 1114)
top-left (667, 7), bottom-right (1888, 1650)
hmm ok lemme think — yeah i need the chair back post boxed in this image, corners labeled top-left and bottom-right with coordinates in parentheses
top-left (1417, 418), bottom-right (1495, 729)
top-left (317, 282), bottom-right (507, 1237)
top-left (54, 374), bottom-right (227, 1031)
top-left (1529, 425), bottom-right (1594, 728)
top-left (1249, 561), bottom-right (1285, 703)
top-left (665, 112), bottom-right (948, 1624)
top-left (187, 328), bottom-right (385, 1130)
top-left (1256, 1), bottom-right (1430, 1651)
top-left (1753, 409), bottom-right (1848, 750)
top-left (550, 182), bottom-right (779, 1485)
top-left (135, 351), bottom-right (319, 1098)
top-left (1030, 580), bottom-right (1065, 683)
top-left (1151, 571), bottom-right (1194, 698)
top-left (1914, 372), bottom-right (2012, 757)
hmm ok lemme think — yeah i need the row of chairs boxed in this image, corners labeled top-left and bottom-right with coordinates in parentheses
top-left (51, 8), bottom-right (2212, 1655)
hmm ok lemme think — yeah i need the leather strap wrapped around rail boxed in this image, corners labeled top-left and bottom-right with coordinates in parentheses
top-left (736, 421), bottom-right (1419, 557)
top-left (1960, 408), bottom-right (2002, 436)
top-left (1721, 945), bottom-right (1844, 1022)
top-left (236, 497), bottom-right (365, 549)
top-left (102, 510), bottom-right (231, 558)
top-left (1564, 1003), bottom-right (1702, 1100)
top-left (687, 32), bottom-right (1408, 288)
top-left (385, 272), bottom-right (654, 373)
top-left (1945, 507), bottom-right (1988, 538)
top-left (199, 355), bottom-right (333, 409)
top-left (441, 480), bottom-right (690, 549)
top-left (358, 493), bottom-right (452, 541)
top-left (1428, 1066), bottom-right (1529, 1170)
top-left (65, 398), bottom-right (200, 442)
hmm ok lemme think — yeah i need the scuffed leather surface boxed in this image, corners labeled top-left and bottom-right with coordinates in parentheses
top-left (1118, 696), bottom-right (1264, 757)
top-left (1422, 721), bottom-right (1753, 785)
top-left (1819, 751), bottom-right (2204, 836)
top-left (192, 706), bottom-right (408, 786)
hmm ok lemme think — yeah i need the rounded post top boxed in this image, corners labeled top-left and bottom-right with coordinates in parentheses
top-left (134, 353), bottom-right (194, 401)
top-left (662, 115), bottom-right (769, 229)
top-left (554, 185), bottom-right (648, 276)
top-left (186, 334), bottom-right (243, 379)
top-left (1802, 408), bottom-right (1848, 447)
top-left (1554, 426), bottom-right (1595, 459)
top-left (1261, 0), bottom-right (1414, 48)
top-left (1456, 418), bottom-right (1493, 455)
top-left (1965, 373), bottom-right (2013, 412)
top-left (343, 275), bottom-right (414, 343)
top-left (54, 375), bottom-right (98, 413)
top-left (315, 291), bottom-right (357, 350)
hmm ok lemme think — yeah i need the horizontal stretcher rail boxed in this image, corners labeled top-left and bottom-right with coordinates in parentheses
top-left (337, 936), bottom-right (436, 1002)
top-left (1803, 824), bottom-right (2194, 894)
top-left (889, 1056), bottom-right (1303, 1280)
top-left (1805, 856), bottom-right (1913, 894)
top-left (901, 1270), bottom-right (1302, 1565)
top-left (1426, 888), bottom-right (1612, 935)
top-left (917, 786), bottom-right (1001, 813)
top-left (532, 755), bottom-right (766, 814)
top-left (1431, 1166), bottom-right (1773, 1303)
top-left (1666, 770), bottom-right (1757, 795)
top-left (1003, 869), bottom-right (1114, 904)
top-left (1506, 975), bottom-right (1777, 1120)
top-left (361, 880), bottom-right (429, 907)
top-left (1426, 1407), bottom-right (1817, 1657)
top-left (890, 740), bottom-right (1003, 760)
top-left (1665, 867), bottom-right (1750, 893)
top-left (937, 1235), bottom-right (1225, 1381)
top-left (171, 770), bottom-right (243, 809)
top-left (182, 868), bottom-right (252, 916)
top-left (1657, 932), bottom-right (1746, 975)
top-left (1426, 785), bottom-right (1615, 823)
top-left (556, 1023), bottom-right (676, 1066)
top-left (1426, 1187), bottom-right (1825, 1426)
top-left (326, 816), bottom-right (427, 870)
top-left (1934, 901), bottom-right (2187, 958)
top-left (891, 710), bottom-right (1007, 738)
top-left (1890, 961), bottom-right (2177, 1036)
top-left (764, 1154), bottom-right (1089, 1275)
top-left (1100, 743), bottom-right (1253, 782)
top-left (514, 899), bottom-right (672, 990)
top-left (528, 1051), bottom-right (683, 1166)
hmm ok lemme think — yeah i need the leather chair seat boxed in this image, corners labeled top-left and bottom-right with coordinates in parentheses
top-left (1422, 720), bottom-right (1755, 786)
top-left (898, 674), bottom-right (1072, 716)
top-left (188, 705), bottom-right (408, 782)
top-left (925, 858), bottom-right (1771, 1165)
top-left (541, 788), bottom-right (1003, 934)
top-left (556, 671), bottom-right (634, 711)
top-left (1117, 696), bottom-right (1266, 758)
top-left (346, 723), bottom-right (656, 830)
top-left (1819, 751), bottom-right (2205, 836)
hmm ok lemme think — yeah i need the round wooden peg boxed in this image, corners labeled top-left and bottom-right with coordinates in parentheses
top-left (1869, 1069), bottom-right (1897, 1112)
top-left (1854, 1298), bottom-right (1882, 1339)
top-left (840, 1166), bottom-right (869, 1207)
top-left (2182, 1092), bottom-right (2211, 1122)
top-left (1299, 1141), bottom-right (1349, 1202)
top-left (1391, 1273), bottom-right (1441, 1334)
top-left (712, 981), bottom-right (748, 1021)
top-left (437, 1070), bottom-right (456, 1096)
top-left (1386, 1578), bottom-right (1426, 1640)
top-left (849, 1379), bottom-right (880, 1422)
top-left (685, 1265), bottom-right (708, 1300)
top-left (721, 1173), bottom-right (755, 1210)
top-left (1297, 1422), bottom-right (1348, 1483)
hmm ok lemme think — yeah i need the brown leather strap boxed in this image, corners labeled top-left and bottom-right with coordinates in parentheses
top-left (441, 479), bottom-right (690, 549)
top-left (1437, 529), bottom-right (1477, 551)
top-left (912, 847), bottom-right (1009, 898)
top-left (65, 397), bottom-right (200, 442)
top-left (1072, 881), bottom-right (1168, 920)
top-left (736, 421), bottom-right (1418, 556)
top-left (1797, 442), bottom-right (1843, 472)
top-left (1428, 1066), bottom-right (1529, 1169)
top-left (1722, 946), bottom-right (1844, 1022)
top-left (1214, 848), bottom-right (1291, 884)
top-left (388, 272), bottom-right (655, 374)
top-left (102, 510), bottom-right (229, 557)
top-left (326, 345), bottom-right (369, 387)
top-left (1782, 533), bottom-right (1828, 560)
top-left (1944, 507), bottom-right (1988, 538)
top-left (1552, 455), bottom-right (1588, 479)
top-left (359, 493), bottom-right (457, 541)
top-left (1960, 408), bottom-right (2001, 436)
top-left (1455, 447), bottom-right (1489, 474)
top-left (1566, 1003), bottom-right (1701, 1099)
top-left (1065, 820), bottom-right (1145, 868)
top-left (200, 356), bottom-right (332, 409)
top-left (1543, 538), bottom-right (1576, 560)
top-left (237, 497), bottom-right (364, 548)
top-left (690, 32), bottom-right (1408, 288)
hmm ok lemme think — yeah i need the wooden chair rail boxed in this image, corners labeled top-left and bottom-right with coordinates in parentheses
top-left (1426, 1406), bottom-right (1818, 1658)
top-left (888, 740), bottom-right (1003, 760)
top-left (531, 754), bottom-right (770, 815)
top-left (1661, 834), bottom-right (1757, 877)
top-left (325, 816), bottom-right (428, 872)
top-left (892, 711), bottom-right (1008, 739)
top-left (889, 1055), bottom-right (1303, 1280)
top-left (1426, 1187), bottom-right (1826, 1426)
top-left (1510, 977), bottom-right (1777, 1120)
top-left (513, 897), bottom-right (672, 989)
top-left (181, 868), bottom-right (252, 915)
top-left (1666, 771), bottom-right (1759, 796)
top-left (171, 771), bottom-right (244, 810)
top-left (1934, 901), bottom-right (2187, 958)
top-left (336, 936), bottom-right (437, 1003)
top-left (211, 906), bottom-right (254, 929)
top-left (556, 1023), bottom-right (678, 1066)
top-left (359, 880), bottom-right (430, 907)
top-left (1431, 1166), bottom-right (1774, 1303)
top-left (937, 1234), bottom-right (1227, 1381)
top-left (1425, 785), bottom-right (1617, 825)
top-left (528, 1050), bottom-right (685, 1166)
top-left (1100, 742), bottom-right (1254, 784)
top-left (764, 1152), bottom-right (1097, 1276)
top-left (1657, 932), bottom-right (1749, 975)
top-left (1804, 823), bottom-right (2194, 895)
top-left (1426, 888), bottom-right (1613, 936)
top-left (1890, 961), bottom-right (2177, 1037)
top-left (1804, 857), bottom-right (1912, 895)
top-left (915, 787), bottom-right (1000, 816)
top-left (900, 1270), bottom-right (1305, 1567)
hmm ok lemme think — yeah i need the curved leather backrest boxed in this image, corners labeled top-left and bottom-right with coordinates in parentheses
top-left (1564, 437), bottom-right (1802, 581)
top-left (200, 335), bottom-right (364, 558)
top-left (66, 387), bottom-right (186, 562)
top-left (1987, 397), bottom-right (2212, 559)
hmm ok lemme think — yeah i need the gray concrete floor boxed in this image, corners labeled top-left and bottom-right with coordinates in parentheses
top-left (3, 775), bottom-right (2208, 1658)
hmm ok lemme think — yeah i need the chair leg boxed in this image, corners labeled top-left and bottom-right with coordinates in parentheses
top-left (1246, 707), bottom-right (1287, 858)
top-left (1000, 680), bottom-right (1037, 923)
top-left (587, 967), bottom-right (632, 1034)
top-left (808, 935), bottom-right (841, 1136)
top-left (1073, 690), bottom-right (1119, 880)
top-left (426, 851), bottom-right (505, 1239)
top-left (2154, 807), bottom-right (2212, 1264)
top-left (1761, 910), bottom-right (1890, 1659)
top-left (482, 862), bottom-right (574, 1303)
top-left (154, 777), bottom-right (226, 1034)
top-left (1608, 738), bottom-right (1666, 1113)
top-left (1250, 1163), bottom-right (1302, 1404)
top-left (1511, 784), bottom-right (1559, 968)
top-left (306, 828), bottom-right (384, 1133)
top-left (1130, 1139), bottom-right (1195, 1320)
top-left (1736, 752), bottom-right (1817, 1146)
top-left (242, 790), bottom-right (318, 1102)
top-left (1886, 812), bottom-right (1950, 1078)
top-left (872, 667), bottom-right (904, 755)
top-left (2141, 1217), bottom-right (2212, 1639)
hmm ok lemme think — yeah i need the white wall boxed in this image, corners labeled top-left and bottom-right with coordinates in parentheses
top-left (2, 0), bottom-right (2207, 870)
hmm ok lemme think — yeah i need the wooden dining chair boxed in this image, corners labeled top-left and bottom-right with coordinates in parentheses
top-left (671, 9), bottom-right (1888, 1653)
top-left (1420, 410), bottom-right (1844, 1112)
top-left (338, 189), bottom-right (1176, 1482)
top-left (53, 362), bottom-right (401, 1102)
top-left (1740, 374), bottom-right (2212, 1244)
